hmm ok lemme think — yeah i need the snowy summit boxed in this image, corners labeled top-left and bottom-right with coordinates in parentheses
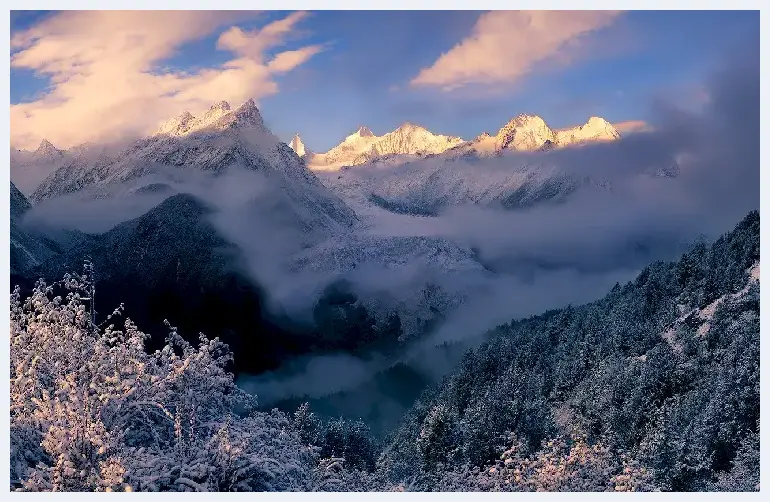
top-left (305, 123), bottom-right (464, 170)
top-left (289, 133), bottom-right (308, 158)
top-left (297, 113), bottom-right (623, 171)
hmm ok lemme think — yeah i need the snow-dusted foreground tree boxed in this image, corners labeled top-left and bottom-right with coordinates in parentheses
top-left (9, 268), bottom-right (323, 492)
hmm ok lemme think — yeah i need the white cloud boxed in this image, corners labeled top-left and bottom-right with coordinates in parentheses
top-left (10, 11), bottom-right (324, 150)
top-left (410, 10), bottom-right (622, 91)
top-left (614, 120), bottom-right (652, 135)
top-left (217, 11), bottom-right (308, 60)
top-left (267, 46), bottom-right (323, 73)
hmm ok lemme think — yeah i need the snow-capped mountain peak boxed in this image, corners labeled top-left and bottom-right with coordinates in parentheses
top-left (438, 113), bottom-right (625, 160)
top-left (395, 122), bottom-right (420, 132)
top-left (310, 122), bottom-right (465, 169)
top-left (344, 126), bottom-right (375, 143)
top-left (209, 100), bottom-right (231, 112)
top-left (301, 110), bottom-right (626, 171)
top-left (36, 139), bottom-right (58, 153)
top-left (555, 115), bottom-right (620, 146)
top-left (513, 113), bottom-right (546, 125)
top-left (289, 133), bottom-right (307, 157)
top-left (352, 123), bottom-right (464, 165)
top-left (583, 116), bottom-right (620, 137)
top-left (202, 100), bottom-right (232, 122)
top-left (230, 98), bottom-right (264, 127)
top-left (33, 139), bottom-right (64, 160)
top-left (10, 139), bottom-right (67, 196)
top-left (31, 97), bottom-right (358, 235)
top-left (355, 126), bottom-right (374, 138)
top-left (201, 98), bottom-right (265, 132)
top-left (153, 98), bottom-right (267, 139)
top-left (495, 114), bottom-right (555, 151)
top-left (155, 111), bottom-right (195, 136)
top-left (314, 127), bottom-right (382, 167)
top-left (490, 113), bottom-right (622, 152)
top-left (586, 116), bottom-right (610, 126)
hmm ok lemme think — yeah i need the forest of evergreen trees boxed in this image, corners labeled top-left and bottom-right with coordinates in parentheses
top-left (290, 210), bottom-right (760, 491)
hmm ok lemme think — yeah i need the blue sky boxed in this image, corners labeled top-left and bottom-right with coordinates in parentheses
top-left (9, 10), bottom-right (759, 151)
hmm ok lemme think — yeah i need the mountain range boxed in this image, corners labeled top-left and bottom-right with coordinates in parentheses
top-left (289, 114), bottom-right (622, 169)
top-left (13, 106), bottom-right (622, 209)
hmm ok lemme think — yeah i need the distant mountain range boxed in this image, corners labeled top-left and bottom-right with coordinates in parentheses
top-left (14, 108), bottom-right (623, 202)
top-left (288, 114), bottom-right (622, 169)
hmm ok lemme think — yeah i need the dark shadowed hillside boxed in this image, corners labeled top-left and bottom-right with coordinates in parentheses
top-left (24, 193), bottom-right (311, 375)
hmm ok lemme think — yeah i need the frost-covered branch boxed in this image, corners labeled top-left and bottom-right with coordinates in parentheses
top-left (10, 270), bottom-right (316, 492)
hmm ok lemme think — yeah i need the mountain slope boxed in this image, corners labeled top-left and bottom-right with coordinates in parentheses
top-left (10, 181), bottom-right (31, 220)
top-left (317, 153), bottom-right (587, 218)
top-left (378, 210), bottom-right (759, 491)
top-left (38, 193), bottom-right (314, 375)
top-left (286, 233), bottom-right (489, 339)
top-left (314, 115), bottom-right (627, 218)
top-left (10, 182), bottom-right (60, 278)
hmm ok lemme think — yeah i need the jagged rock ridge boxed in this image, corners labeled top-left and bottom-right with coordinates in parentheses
top-left (447, 114), bottom-right (622, 158)
top-left (308, 123), bottom-right (464, 169)
top-left (305, 114), bottom-right (622, 170)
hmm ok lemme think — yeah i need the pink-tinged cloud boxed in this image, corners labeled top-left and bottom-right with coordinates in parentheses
top-left (614, 120), bottom-right (653, 135)
top-left (410, 11), bottom-right (622, 91)
top-left (217, 11), bottom-right (309, 61)
top-left (267, 46), bottom-right (324, 73)
top-left (10, 11), bottom-right (323, 150)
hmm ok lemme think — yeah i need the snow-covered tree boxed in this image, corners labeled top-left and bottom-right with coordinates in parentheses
top-left (10, 269), bottom-right (316, 491)
top-left (416, 405), bottom-right (460, 470)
